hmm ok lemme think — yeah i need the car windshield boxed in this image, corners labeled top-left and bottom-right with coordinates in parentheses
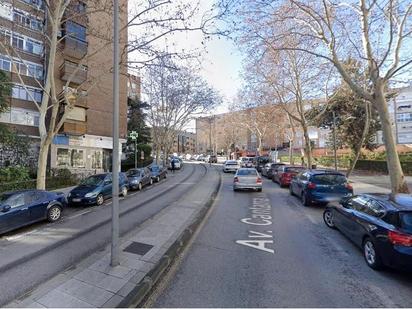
top-left (237, 169), bottom-right (257, 176)
top-left (81, 175), bottom-right (105, 185)
top-left (400, 212), bottom-right (412, 233)
top-left (127, 169), bottom-right (142, 176)
top-left (150, 166), bottom-right (159, 172)
top-left (285, 167), bottom-right (305, 173)
top-left (226, 161), bottom-right (238, 165)
top-left (312, 174), bottom-right (347, 185)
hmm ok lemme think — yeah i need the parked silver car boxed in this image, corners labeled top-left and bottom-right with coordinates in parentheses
top-left (233, 168), bottom-right (263, 192)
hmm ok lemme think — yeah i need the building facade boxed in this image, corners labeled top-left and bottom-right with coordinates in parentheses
top-left (171, 131), bottom-right (196, 154)
top-left (0, 0), bottom-right (128, 174)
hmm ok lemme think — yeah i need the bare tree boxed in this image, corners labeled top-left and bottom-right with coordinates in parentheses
top-left (144, 59), bottom-right (221, 164)
top-left (232, 0), bottom-right (412, 194)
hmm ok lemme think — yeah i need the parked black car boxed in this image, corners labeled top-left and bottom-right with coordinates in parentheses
top-left (149, 165), bottom-right (167, 182)
top-left (0, 190), bottom-right (67, 234)
top-left (289, 170), bottom-right (353, 206)
top-left (127, 168), bottom-right (153, 190)
top-left (323, 194), bottom-right (412, 271)
top-left (68, 173), bottom-right (129, 206)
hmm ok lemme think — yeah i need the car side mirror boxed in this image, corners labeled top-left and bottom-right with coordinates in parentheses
top-left (2, 205), bottom-right (11, 212)
top-left (104, 180), bottom-right (112, 185)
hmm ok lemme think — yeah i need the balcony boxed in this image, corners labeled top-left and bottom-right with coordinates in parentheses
top-left (61, 121), bottom-right (87, 136)
top-left (60, 60), bottom-right (87, 85)
top-left (63, 36), bottom-right (88, 59)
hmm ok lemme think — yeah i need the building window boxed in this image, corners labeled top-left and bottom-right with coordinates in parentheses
top-left (0, 107), bottom-right (40, 127)
top-left (56, 148), bottom-right (85, 168)
top-left (0, 54), bottom-right (43, 79)
top-left (71, 149), bottom-right (85, 168)
top-left (91, 150), bottom-right (103, 169)
top-left (0, 28), bottom-right (43, 55)
top-left (12, 84), bottom-right (43, 103)
top-left (13, 10), bottom-right (43, 31)
top-left (21, 0), bottom-right (43, 9)
top-left (65, 21), bottom-right (86, 42)
top-left (397, 113), bottom-right (412, 123)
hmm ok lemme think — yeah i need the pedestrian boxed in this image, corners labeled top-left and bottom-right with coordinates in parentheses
top-left (301, 156), bottom-right (304, 166)
top-left (171, 159), bottom-right (175, 173)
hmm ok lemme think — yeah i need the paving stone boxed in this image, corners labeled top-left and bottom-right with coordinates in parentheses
top-left (89, 258), bottom-right (133, 279)
top-left (74, 269), bottom-right (128, 293)
top-left (102, 294), bottom-right (124, 308)
top-left (56, 279), bottom-right (114, 307)
top-left (117, 282), bottom-right (137, 297)
top-left (129, 271), bottom-right (147, 284)
top-left (36, 290), bottom-right (93, 308)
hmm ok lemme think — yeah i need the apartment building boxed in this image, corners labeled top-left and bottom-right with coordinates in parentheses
top-left (0, 0), bottom-right (128, 174)
top-left (171, 131), bottom-right (196, 154)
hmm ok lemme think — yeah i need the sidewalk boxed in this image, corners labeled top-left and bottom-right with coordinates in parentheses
top-left (7, 165), bottom-right (221, 308)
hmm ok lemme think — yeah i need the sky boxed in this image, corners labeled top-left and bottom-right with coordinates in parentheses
top-left (128, 0), bottom-right (244, 116)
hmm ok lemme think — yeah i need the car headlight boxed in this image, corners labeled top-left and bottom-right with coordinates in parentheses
top-left (85, 192), bottom-right (98, 198)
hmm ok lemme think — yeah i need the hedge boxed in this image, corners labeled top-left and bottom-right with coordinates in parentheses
top-left (0, 176), bottom-right (79, 194)
top-left (355, 160), bottom-right (412, 175)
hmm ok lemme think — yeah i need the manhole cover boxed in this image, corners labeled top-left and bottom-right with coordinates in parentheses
top-left (123, 241), bottom-right (153, 256)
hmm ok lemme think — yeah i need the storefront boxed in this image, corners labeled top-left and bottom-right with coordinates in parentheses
top-left (50, 134), bottom-right (125, 175)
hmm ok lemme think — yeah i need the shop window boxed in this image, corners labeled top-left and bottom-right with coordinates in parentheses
top-left (71, 149), bottom-right (85, 168)
top-left (91, 150), bottom-right (103, 169)
top-left (56, 148), bottom-right (70, 167)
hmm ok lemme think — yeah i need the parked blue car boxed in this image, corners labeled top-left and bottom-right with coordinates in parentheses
top-left (324, 194), bottom-right (412, 271)
top-left (68, 173), bottom-right (129, 206)
top-left (290, 170), bottom-right (353, 206)
top-left (149, 164), bottom-right (167, 182)
top-left (0, 190), bottom-right (67, 234)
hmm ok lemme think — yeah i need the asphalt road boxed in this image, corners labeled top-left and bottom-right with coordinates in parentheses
top-left (152, 169), bottom-right (412, 308)
top-left (0, 163), bottom-right (206, 306)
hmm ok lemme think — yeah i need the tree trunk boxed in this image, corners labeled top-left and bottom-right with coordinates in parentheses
top-left (289, 138), bottom-right (294, 165)
top-left (346, 101), bottom-right (370, 177)
top-left (36, 139), bottom-right (51, 190)
top-left (374, 82), bottom-right (409, 194)
top-left (302, 124), bottom-right (313, 168)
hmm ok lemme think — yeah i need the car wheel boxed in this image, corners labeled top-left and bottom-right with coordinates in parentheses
top-left (156, 176), bottom-right (160, 182)
top-left (301, 192), bottom-right (311, 207)
top-left (233, 187), bottom-right (238, 192)
top-left (323, 209), bottom-right (336, 229)
top-left (47, 205), bottom-right (62, 222)
top-left (289, 185), bottom-right (294, 196)
top-left (363, 238), bottom-right (383, 270)
top-left (138, 182), bottom-right (143, 191)
top-left (164, 173), bottom-right (167, 179)
top-left (121, 186), bottom-right (128, 197)
top-left (150, 178), bottom-right (153, 185)
top-left (257, 188), bottom-right (262, 192)
top-left (96, 194), bottom-right (104, 206)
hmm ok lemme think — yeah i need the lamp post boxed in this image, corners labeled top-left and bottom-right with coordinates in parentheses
top-left (129, 131), bottom-right (138, 169)
top-left (332, 111), bottom-right (338, 171)
top-left (111, 0), bottom-right (120, 267)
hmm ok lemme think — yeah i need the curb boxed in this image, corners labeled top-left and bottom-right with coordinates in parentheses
top-left (118, 166), bottom-right (222, 308)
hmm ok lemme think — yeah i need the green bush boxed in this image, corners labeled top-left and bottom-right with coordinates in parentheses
top-left (0, 166), bottom-right (30, 182)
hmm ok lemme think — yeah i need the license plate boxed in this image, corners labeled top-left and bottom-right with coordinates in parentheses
top-left (72, 198), bottom-right (81, 202)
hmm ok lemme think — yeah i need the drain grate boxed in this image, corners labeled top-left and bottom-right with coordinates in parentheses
top-left (123, 241), bottom-right (153, 256)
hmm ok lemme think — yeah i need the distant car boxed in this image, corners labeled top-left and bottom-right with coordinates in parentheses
top-left (0, 190), bottom-right (67, 234)
top-left (223, 160), bottom-right (240, 173)
top-left (323, 194), bottom-right (412, 271)
top-left (197, 155), bottom-right (205, 161)
top-left (127, 168), bottom-right (153, 190)
top-left (273, 165), bottom-right (306, 187)
top-left (208, 155), bottom-right (217, 163)
top-left (240, 157), bottom-right (255, 168)
top-left (289, 170), bottom-right (353, 206)
top-left (168, 158), bottom-right (181, 170)
top-left (149, 164), bottom-right (167, 182)
top-left (233, 168), bottom-right (262, 192)
top-left (68, 173), bottom-right (129, 206)
top-left (256, 156), bottom-right (270, 172)
top-left (269, 163), bottom-right (286, 180)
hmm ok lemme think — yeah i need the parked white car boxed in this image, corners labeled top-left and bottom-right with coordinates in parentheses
top-left (233, 168), bottom-right (262, 192)
top-left (223, 160), bottom-right (240, 173)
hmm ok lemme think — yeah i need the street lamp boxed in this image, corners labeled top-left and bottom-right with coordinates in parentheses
top-left (111, 0), bottom-right (120, 267)
top-left (129, 131), bottom-right (138, 169)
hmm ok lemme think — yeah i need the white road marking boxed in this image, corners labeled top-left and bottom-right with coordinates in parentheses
top-left (67, 210), bottom-right (92, 220)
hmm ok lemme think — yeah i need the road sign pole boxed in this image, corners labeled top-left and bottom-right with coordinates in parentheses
top-left (111, 0), bottom-right (120, 267)
top-left (135, 139), bottom-right (137, 169)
